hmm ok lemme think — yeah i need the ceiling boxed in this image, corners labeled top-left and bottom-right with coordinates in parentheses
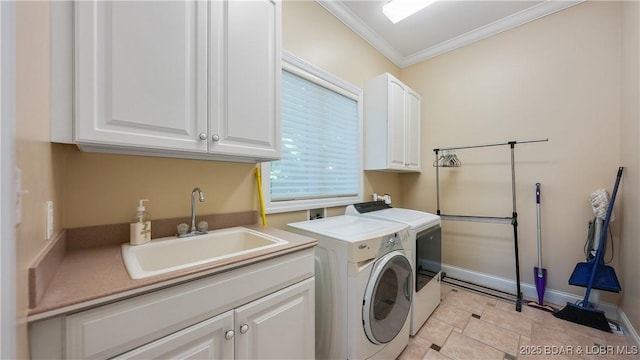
top-left (317, 0), bottom-right (583, 68)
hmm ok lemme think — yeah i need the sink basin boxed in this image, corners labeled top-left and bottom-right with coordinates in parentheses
top-left (122, 227), bottom-right (288, 279)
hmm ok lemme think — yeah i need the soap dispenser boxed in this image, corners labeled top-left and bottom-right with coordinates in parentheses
top-left (130, 199), bottom-right (151, 245)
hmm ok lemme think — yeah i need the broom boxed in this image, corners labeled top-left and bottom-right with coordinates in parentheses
top-left (553, 167), bottom-right (623, 332)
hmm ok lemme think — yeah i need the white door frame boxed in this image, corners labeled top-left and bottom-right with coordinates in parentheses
top-left (0, 0), bottom-right (17, 358)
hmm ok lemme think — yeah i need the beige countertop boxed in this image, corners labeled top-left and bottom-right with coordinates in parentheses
top-left (28, 222), bottom-right (317, 321)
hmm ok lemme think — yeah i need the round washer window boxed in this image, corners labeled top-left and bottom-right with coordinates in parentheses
top-left (363, 252), bottom-right (412, 344)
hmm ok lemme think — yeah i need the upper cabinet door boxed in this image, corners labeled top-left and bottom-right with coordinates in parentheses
top-left (405, 89), bottom-right (421, 171)
top-left (75, 1), bottom-right (208, 152)
top-left (388, 78), bottom-right (407, 170)
top-left (209, 0), bottom-right (281, 160)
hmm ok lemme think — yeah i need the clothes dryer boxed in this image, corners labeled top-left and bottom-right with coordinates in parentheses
top-left (288, 216), bottom-right (412, 360)
top-left (346, 201), bottom-right (441, 336)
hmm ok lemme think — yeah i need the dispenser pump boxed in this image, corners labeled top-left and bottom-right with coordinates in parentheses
top-left (137, 199), bottom-right (149, 213)
top-left (136, 199), bottom-right (149, 222)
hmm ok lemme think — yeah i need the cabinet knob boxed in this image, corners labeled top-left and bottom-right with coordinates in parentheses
top-left (240, 324), bottom-right (249, 334)
top-left (198, 132), bottom-right (207, 141)
top-left (212, 134), bottom-right (220, 142)
top-left (225, 330), bottom-right (234, 340)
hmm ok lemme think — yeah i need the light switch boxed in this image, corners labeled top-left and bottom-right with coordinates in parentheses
top-left (46, 201), bottom-right (54, 240)
top-left (14, 168), bottom-right (26, 225)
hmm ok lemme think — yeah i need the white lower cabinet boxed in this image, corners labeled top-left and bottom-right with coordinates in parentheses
top-left (235, 279), bottom-right (314, 359)
top-left (113, 311), bottom-right (235, 360)
top-left (114, 279), bottom-right (314, 360)
top-left (29, 249), bottom-right (314, 360)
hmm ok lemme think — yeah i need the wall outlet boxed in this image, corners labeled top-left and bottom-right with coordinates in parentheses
top-left (45, 201), bottom-right (54, 240)
top-left (307, 208), bottom-right (325, 220)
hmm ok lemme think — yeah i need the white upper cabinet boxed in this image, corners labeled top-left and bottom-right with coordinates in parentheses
top-left (363, 73), bottom-right (421, 172)
top-left (75, 1), bottom-right (208, 153)
top-left (68, 0), bottom-right (281, 162)
top-left (209, 0), bottom-right (281, 160)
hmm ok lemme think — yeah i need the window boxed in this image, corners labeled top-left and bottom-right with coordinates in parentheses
top-left (262, 53), bottom-right (362, 214)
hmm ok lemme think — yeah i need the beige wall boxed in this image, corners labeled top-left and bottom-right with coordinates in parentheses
top-left (400, 1), bottom-right (623, 303)
top-left (620, 0), bottom-right (640, 336)
top-left (63, 150), bottom-right (258, 228)
top-left (282, 0), bottom-right (400, 90)
top-left (14, 2), bottom-right (68, 357)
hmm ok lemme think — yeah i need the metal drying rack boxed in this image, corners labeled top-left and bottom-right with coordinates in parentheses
top-left (433, 138), bottom-right (548, 312)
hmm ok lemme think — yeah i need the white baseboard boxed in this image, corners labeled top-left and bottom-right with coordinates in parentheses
top-left (441, 264), bottom-right (618, 319)
top-left (618, 309), bottom-right (640, 346)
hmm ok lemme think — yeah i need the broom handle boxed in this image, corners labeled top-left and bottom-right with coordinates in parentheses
top-left (583, 167), bottom-right (623, 305)
top-left (536, 183), bottom-right (543, 277)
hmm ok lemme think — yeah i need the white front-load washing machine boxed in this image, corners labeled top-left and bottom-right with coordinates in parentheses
top-left (346, 201), bottom-right (442, 336)
top-left (288, 216), bottom-right (412, 360)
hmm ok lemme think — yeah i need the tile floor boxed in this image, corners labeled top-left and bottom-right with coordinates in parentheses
top-left (398, 285), bottom-right (638, 359)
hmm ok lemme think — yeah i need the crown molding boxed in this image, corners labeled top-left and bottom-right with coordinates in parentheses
top-left (316, 0), bottom-right (404, 66)
top-left (400, 0), bottom-right (584, 67)
top-left (316, 0), bottom-right (584, 69)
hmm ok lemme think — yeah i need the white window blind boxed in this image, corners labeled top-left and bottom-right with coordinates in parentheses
top-left (263, 54), bottom-right (362, 213)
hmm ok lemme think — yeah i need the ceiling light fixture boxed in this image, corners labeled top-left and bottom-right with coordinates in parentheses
top-left (382, 0), bottom-right (437, 24)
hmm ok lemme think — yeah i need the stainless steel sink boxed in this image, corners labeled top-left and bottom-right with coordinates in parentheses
top-left (121, 227), bottom-right (288, 279)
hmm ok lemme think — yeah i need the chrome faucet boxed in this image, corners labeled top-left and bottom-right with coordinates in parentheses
top-left (179, 187), bottom-right (207, 238)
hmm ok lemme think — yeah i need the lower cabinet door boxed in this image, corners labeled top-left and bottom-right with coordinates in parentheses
top-left (234, 278), bottom-right (314, 360)
top-left (113, 310), bottom-right (234, 360)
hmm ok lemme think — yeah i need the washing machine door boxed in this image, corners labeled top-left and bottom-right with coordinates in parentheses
top-left (362, 251), bottom-right (412, 344)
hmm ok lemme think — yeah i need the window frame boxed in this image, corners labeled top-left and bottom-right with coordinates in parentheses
top-left (261, 52), bottom-right (363, 214)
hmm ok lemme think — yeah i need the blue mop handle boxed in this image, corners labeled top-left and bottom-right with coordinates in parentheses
top-left (583, 167), bottom-right (623, 305)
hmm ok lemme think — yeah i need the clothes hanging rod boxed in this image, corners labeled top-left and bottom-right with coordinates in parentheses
top-left (439, 214), bottom-right (514, 225)
top-left (433, 138), bottom-right (548, 152)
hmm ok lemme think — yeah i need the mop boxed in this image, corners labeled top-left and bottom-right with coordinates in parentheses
top-left (554, 167), bottom-right (623, 332)
top-left (527, 183), bottom-right (556, 312)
